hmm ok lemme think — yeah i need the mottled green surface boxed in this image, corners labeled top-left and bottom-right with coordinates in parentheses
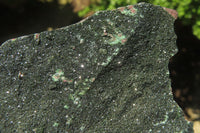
top-left (0, 3), bottom-right (193, 133)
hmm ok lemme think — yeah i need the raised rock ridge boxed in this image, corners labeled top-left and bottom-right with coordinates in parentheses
top-left (0, 2), bottom-right (193, 132)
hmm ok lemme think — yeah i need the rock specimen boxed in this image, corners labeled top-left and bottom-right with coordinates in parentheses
top-left (0, 2), bottom-right (193, 132)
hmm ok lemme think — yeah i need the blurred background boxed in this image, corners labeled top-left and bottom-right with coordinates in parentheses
top-left (0, 0), bottom-right (200, 46)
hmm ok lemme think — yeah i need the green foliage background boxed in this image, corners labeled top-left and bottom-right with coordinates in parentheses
top-left (78, 0), bottom-right (200, 39)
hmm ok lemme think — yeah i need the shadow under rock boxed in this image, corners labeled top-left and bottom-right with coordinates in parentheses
top-left (169, 19), bottom-right (200, 122)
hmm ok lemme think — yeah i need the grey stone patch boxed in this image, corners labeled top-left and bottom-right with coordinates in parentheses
top-left (0, 2), bottom-right (193, 133)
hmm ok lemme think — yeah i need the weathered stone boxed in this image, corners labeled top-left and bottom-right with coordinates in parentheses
top-left (0, 3), bottom-right (193, 132)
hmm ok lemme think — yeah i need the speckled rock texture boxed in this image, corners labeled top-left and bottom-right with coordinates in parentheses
top-left (0, 3), bottom-right (193, 132)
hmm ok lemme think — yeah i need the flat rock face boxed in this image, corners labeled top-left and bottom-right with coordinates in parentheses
top-left (0, 3), bottom-right (193, 132)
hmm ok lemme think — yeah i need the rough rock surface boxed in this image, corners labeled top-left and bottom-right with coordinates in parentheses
top-left (0, 3), bottom-right (193, 132)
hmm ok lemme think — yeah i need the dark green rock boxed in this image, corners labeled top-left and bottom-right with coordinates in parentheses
top-left (0, 2), bottom-right (193, 132)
